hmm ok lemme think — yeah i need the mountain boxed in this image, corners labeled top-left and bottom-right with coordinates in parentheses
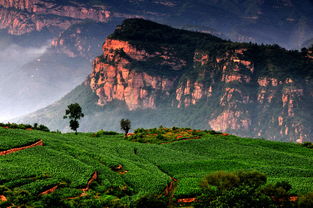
top-left (1, 0), bottom-right (313, 119)
top-left (20, 19), bottom-right (313, 143)
top-left (1, 0), bottom-right (313, 49)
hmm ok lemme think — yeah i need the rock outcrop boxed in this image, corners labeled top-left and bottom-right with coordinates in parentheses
top-left (0, 0), bottom-right (111, 35)
top-left (84, 19), bottom-right (313, 142)
top-left (86, 39), bottom-right (177, 110)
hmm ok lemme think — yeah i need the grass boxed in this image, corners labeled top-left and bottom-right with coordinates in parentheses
top-left (0, 127), bottom-right (313, 201)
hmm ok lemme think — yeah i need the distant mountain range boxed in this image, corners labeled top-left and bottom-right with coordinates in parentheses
top-left (20, 19), bottom-right (313, 143)
top-left (1, 0), bottom-right (313, 49)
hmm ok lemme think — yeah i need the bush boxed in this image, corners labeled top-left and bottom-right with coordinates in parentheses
top-left (298, 192), bottom-right (313, 208)
top-left (134, 195), bottom-right (167, 208)
top-left (200, 171), bottom-right (240, 191)
top-left (0, 122), bottom-right (50, 132)
top-left (37, 124), bottom-right (50, 132)
top-left (92, 130), bottom-right (119, 137)
top-left (303, 142), bottom-right (313, 149)
top-left (196, 171), bottom-right (295, 208)
top-left (262, 181), bottom-right (294, 207)
top-left (236, 170), bottom-right (267, 188)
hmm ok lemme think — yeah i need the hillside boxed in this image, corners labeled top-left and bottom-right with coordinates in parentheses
top-left (21, 19), bottom-right (313, 143)
top-left (0, 126), bottom-right (313, 207)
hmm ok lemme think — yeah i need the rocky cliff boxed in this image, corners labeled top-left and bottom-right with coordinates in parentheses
top-left (1, 0), bottom-right (313, 48)
top-left (80, 19), bottom-right (313, 142)
top-left (21, 19), bottom-right (313, 142)
top-left (0, 0), bottom-right (111, 35)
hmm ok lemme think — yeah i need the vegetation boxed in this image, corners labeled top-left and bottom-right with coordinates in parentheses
top-left (127, 127), bottom-right (221, 144)
top-left (63, 103), bottom-right (84, 134)
top-left (0, 126), bottom-right (313, 207)
top-left (120, 119), bottom-right (131, 137)
top-left (91, 130), bottom-right (119, 137)
top-left (303, 142), bottom-right (313, 149)
top-left (196, 171), bottom-right (295, 208)
top-left (0, 123), bottom-right (49, 132)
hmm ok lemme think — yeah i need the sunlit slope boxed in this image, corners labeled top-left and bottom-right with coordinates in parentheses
top-left (0, 128), bottom-right (313, 199)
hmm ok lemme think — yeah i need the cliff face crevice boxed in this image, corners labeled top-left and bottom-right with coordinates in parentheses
top-left (86, 20), bottom-right (313, 143)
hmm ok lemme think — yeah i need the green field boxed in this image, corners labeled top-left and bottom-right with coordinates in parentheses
top-left (0, 127), bottom-right (313, 205)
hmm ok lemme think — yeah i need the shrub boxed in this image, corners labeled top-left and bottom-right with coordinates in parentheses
top-left (37, 124), bottom-right (50, 132)
top-left (298, 192), bottom-right (313, 208)
top-left (134, 195), bottom-right (167, 208)
top-left (236, 170), bottom-right (267, 188)
top-left (262, 181), bottom-right (294, 207)
top-left (303, 142), bottom-right (313, 149)
top-left (200, 171), bottom-right (240, 191)
top-left (92, 130), bottom-right (119, 137)
top-left (196, 171), bottom-right (295, 208)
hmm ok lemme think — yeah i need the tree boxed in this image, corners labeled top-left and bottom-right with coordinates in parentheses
top-left (120, 119), bottom-right (131, 137)
top-left (63, 103), bottom-right (84, 134)
top-left (195, 171), bottom-right (283, 208)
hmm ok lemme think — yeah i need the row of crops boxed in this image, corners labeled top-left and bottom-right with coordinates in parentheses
top-left (0, 126), bottom-right (313, 205)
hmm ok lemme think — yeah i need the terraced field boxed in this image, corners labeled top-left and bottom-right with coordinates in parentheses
top-left (0, 127), bottom-right (313, 204)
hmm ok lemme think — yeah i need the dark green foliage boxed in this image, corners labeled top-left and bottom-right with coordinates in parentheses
top-left (200, 171), bottom-right (240, 191)
top-left (262, 181), bottom-right (294, 207)
top-left (109, 19), bottom-right (224, 46)
top-left (303, 142), bottom-right (313, 149)
top-left (0, 123), bottom-right (49, 132)
top-left (196, 171), bottom-right (295, 208)
top-left (91, 130), bottom-right (119, 137)
top-left (63, 103), bottom-right (84, 134)
top-left (236, 170), bottom-right (267, 188)
top-left (120, 119), bottom-right (131, 137)
top-left (298, 192), bottom-right (313, 208)
top-left (134, 194), bottom-right (167, 208)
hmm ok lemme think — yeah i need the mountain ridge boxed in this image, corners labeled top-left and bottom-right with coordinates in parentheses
top-left (1, 0), bottom-right (313, 48)
top-left (20, 19), bottom-right (313, 143)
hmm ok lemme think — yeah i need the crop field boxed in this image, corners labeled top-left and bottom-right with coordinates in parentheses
top-left (0, 127), bottom-right (313, 203)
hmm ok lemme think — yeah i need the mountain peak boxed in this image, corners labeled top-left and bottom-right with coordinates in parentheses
top-left (108, 18), bottom-right (224, 44)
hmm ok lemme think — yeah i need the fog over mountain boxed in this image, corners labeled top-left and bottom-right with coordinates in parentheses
top-left (0, 41), bottom-right (48, 121)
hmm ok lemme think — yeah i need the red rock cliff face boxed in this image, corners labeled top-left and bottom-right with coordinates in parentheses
top-left (86, 39), bottom-right (176, 110)
top-left (87, 39), bottom-right (313, 142)
top-left (0, 0), bottom-right (111, 35)
top-left (0, 7), bottom-right (78, 35)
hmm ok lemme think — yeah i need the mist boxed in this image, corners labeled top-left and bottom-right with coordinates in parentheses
top-left (0, 42), bottom-right (50, 121)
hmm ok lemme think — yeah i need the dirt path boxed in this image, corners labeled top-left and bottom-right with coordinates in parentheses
top-left (40, 185), bottom-right (58, 195)
top-left (82, 171), bottom-right (98, 192)
top-left (0, 140), bottom-right (44, 156)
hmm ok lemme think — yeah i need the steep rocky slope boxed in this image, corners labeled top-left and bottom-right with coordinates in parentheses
top-left (22, 19), bottom-right (313, 142)
top-left (1, 0), bottom-right (313, 48)
top-left (0, 0), bottom-right (111, 35)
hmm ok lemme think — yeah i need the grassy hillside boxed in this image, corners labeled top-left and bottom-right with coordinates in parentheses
top-left (0, 127), bottom-right (313, 206)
